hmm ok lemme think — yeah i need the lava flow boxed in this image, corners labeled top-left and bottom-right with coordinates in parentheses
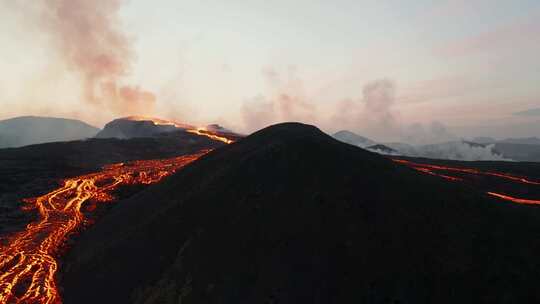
top-left (394, 159), bottom-right (540, 205)
top-left (0, 151), bottom-right (207, 304)
top-left (124, 116), bottom-right (235, 144)
top-left (186, 127), bottom-right (234, 144)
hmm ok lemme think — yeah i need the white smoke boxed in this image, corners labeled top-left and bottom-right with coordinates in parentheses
top-left (395, 141), bottom-right (512, 161)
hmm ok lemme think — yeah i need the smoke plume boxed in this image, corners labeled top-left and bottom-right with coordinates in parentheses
top-left (403, 142), bottom-right (511, 161)
top-left (241, 68), bottom-right (318, 131)
top-left (38, 0), bottom-right (155, 115)
top-left (362, 79), bottom-right (397, 128)
top-left (330, 79), bottom-right (401, 140)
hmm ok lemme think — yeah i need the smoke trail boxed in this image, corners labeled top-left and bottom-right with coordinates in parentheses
top-left (38, 0), bottom-right (155, 115)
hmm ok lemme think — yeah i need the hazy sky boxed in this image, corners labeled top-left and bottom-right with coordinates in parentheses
top-left (1, 0), bottom-right (539, 141)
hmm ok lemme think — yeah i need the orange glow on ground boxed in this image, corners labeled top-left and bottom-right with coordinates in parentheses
top-left (0, 151), bottom-right (207, 304)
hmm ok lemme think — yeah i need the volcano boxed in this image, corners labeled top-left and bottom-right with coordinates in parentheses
top-left (95, 116), bottom-right (195, 139)
top-left (60, 123), bottom-right (540, 303)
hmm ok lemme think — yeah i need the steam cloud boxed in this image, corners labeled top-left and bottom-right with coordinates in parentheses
top-left (329, 79), bottom-right (401, 140)
top-left (39, 0), bottom-right (155, 115)
top-left (362, 79), bottom-right (397, 129)
top-left (241, 68), bottom-right (317, 131)
top-left (400, 142), bottom-right (511, 161)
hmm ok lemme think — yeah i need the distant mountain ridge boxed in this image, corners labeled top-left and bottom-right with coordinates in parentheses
top-left (333, 129), bottom-right (540, 162)
top-left (0, 116), bottom-right (99, 148)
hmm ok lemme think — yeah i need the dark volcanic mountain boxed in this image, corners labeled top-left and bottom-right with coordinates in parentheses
top-left (95, 116), bottom-right (194, 139)
top-left (62, 123), bottom-right (540, 303)
top-left (0, 116), bottom-right (99, 148)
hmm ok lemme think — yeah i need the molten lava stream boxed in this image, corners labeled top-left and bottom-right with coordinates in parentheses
top-left (186, 128), bottom-right (234, 144)
top-left (487, 192), bottom-right (540, 205)
top-left (393, 159), bottom-right (540, 205)
top-left (0, 151), bottom-right (207, 304)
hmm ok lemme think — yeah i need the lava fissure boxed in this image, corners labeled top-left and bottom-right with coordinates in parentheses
top-left (0, 151), bottom-right (207, 304)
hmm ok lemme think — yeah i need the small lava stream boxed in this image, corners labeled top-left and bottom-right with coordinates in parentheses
top-left (394, 159), bottom-right (540, 205)
top-left (0, 151), bottom-right (207, 304)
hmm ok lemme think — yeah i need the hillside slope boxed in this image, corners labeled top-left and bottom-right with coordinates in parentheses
top-left (62, 123), bottom-right (540, 304)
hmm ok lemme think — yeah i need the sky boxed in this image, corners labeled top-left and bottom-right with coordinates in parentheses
top-left (0, 0), bottom-right (539, 142)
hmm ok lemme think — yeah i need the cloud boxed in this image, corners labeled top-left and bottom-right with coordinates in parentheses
top-left (436, 15), bottom-right (540, 58)
top-left (397, 76), bottom-right (502, 105)
top-left (330, 79), bottom-right (402, 140)
top-left (362, 79), bottom-right (396, 126)
top-left (241, 95), bottom-right (277, 132)
top-left (402, 121), bottom-right (457, 145)
top-left (241, 67), bottom-right (318, 132)
top-left (514, 108), bottom-right (540, 116)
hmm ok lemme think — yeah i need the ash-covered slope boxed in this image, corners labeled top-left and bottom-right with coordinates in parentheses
top-left (63, 123), bottom-right (540, 304)
top-left (0, 116), bottom-right (99, 148)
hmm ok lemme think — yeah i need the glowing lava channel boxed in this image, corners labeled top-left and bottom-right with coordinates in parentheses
top-left (393, 159), bottom-right (540, 205)
top-left (487, 192), bottom-right (540, 205)
top-left (124, 116), bottom-right (235, 144)
top-left (0, 152), bottom-right (206, 304)
top-left (186, 127), bottom-right (234, 144)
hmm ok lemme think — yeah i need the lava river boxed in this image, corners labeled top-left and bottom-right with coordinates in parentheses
top-left (394, 159), bottom-right (540, 205)
top-left (0, 151), bottom-right (207, 304)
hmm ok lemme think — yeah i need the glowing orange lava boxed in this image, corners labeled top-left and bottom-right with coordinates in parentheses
top-left (487, 192), bottom-right (540, 205)
top-left (186, 127), bottom-right (234, 144)
top-left (0, 152), bottom-right (207, 304)
top-left (125, 116), bottom-right (236, 144)
top-left (393, 159), bottom-right (540, 205)
top-left (124, 116), bottom-right (195, 130)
